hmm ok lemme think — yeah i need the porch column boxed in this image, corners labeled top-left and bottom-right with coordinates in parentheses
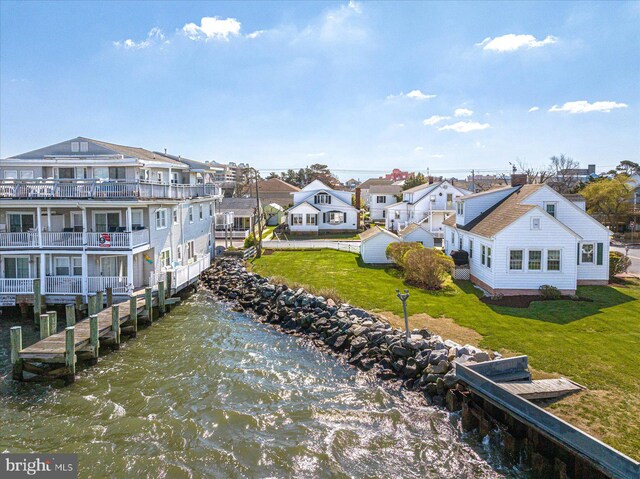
top-left (126, 206), bottom-right (132, 248)
top-left (81, 207), bottom-right (88, 246)
top-left (39, 252), bottom-right (46, 294)
top-left (46, 207), bottom-right (52, 231)
top-left (36, 206), bottom-right (42, 247)
top-left (127, 252), bottom-right (134, 293)
top-left (81, 253), bottom-right (88, 301)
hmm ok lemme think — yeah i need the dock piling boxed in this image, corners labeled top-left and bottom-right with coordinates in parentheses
top-left (64, 326), bottom-right (76, 384)
top-left (47, 310), bottom-right (57, 335)
top-left (10, 326), bottom-right (23, 380)
top-left (145, 287), bottom-right (153, 323)
top-left (112, 305), bottom-right (121, 347)
top-left (158, 280), bottom-right (166, 316)
top-left (66, 304), bottom-right (76, 327)
top-left (129, 296), bottom-right (138, 335)
top-left (87, 294), bottom-right (96, 317)
top-left (40, 314), bottom-right (50, 339)
top-left (89, 314), bottom-right (99, 361)
top-left (96, 291), bottom-right (104, 311)
top-left (106, 287), bottom-right (113, 307)
top-left (33, 279), bottom-right (42, 326)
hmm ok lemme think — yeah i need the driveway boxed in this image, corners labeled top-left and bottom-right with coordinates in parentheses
top-left (611, 245), bottom-right (640, 276)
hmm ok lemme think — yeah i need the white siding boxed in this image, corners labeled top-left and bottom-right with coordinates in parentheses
top-left (458, 188), bottom-right (517, 226)
top-left (361, 233), bottom-right (398, 264)
top-left (288, 203), bottom-right (320, 233)
top-left (401, 228), bottom-right (435, 247)
top-left (369, 194), bottom-right (395, 220)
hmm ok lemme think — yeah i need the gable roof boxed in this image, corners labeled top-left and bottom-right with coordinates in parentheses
top-left (220, 197), bottom-right (259, 216)
top-left (80, 138), bottom-right (186, 166)
top-left (458, 185), bottom-right (515, 201)
top-left (358, 178), bottom-right (392, 190)
top-left (359, 226), bottom-right (399, 242)
top-left (300, 179), bottom-right (331, 191)
top-left (402, 181), bottom-right (441, 194)
top-left (398, 223), bottom-right (432, 237)
top-left (297, 189), bottom-right (356, 210)
top-left (285, 201), bottom-right (321, 213)
top-left (256, 178), bottom-right (300, 193)
top-left (370, 184), bottom-right (402, 195)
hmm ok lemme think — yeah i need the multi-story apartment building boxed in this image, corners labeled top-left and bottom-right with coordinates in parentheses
top-left (0, 137), bottom-right (223, 305)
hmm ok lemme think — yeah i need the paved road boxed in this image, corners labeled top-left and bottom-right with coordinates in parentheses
top-left (611, 245), bottom-right (640, 276)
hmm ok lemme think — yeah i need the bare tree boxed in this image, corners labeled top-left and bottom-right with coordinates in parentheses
top-left (512, 160), bottom-right (552, 184)
top-left (549, 154), bottom-right (581, 193)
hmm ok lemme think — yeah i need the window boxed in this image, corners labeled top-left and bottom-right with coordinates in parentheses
top-left (581, 243), bottom-right (594, 263)
top-left (545, 202), bottom-right (557, 218)
top-left (291, 214), bottom-right (303, 225)
top-left (3, 170), bottom-right (17, 179)
top-left (382, 210), bottom-right (386, 219)
top-left (94, 212), bottom-right (120, 232)
top-left (109, 167), bottom-right (126, 180)
top-left (376, 196), bottom-right (386, 204)
top-left (4, 257), bottom-right (30, 278)
top-left (8, 213), bottom-right (34, 233)
top-left (76, 167), bottom-right (87, 179)
top-left (314, 193), bottom-right (331, 204)
top-left (72, 257), bottom-right (82, 276)
top-left (186, 240), bottom-right (195, 261)
top-left (328, 212), bottom-right (344, 224)
top-left (19, 170), bottom-right (34, 179)
top-left (171, 172), bottom-right (179, 185)
top-left (71, 212), bottom-right (83, 229)
top-left (71, 142), bottom-right (79, 153)
top-left (451, 232), bottom-right (455, 244)
top-left (509, 250), bottom-right (524, 270)
top-left (80, 141), bottom-right (89, 152)
top-left (487, 247), bottom-right (492, 268)
top-left (306, 214), bottom-right (317, 225)
top-left (157, 171), bottom-right (164, 183)
top-left (481, 245), bottom-right (486, 266)
top-left (54, 257), bottom-right (70, 276)
top-left (188, 206), bottom-right (194, 223)
top-left (209, 203), bottom-right (213, 217)
top-left (394, 211), bottom-right (400, 219)
top-left (160, 249), bottom-right (171, 269)
top-left (58, 168), bottom-right (75, 179)
top-left (131, 210), bottom-right (144, 229)
top-left (528, 250), bottom-right (542, 270)
top-left (155, 208), bottom-right (168, 230)
top-left (94, 167), bottom-right (109, 180)
top-left (457, 202), bottom-right (464, 215)
top-left (177, 245), bottom-right (182, 262)
top-left (469, 239), bottom-right (473, 258)
top-left (199, 205), bottom-right (204, 220)
top-left (531, 217), bottom-right (541, 230)
top-left (173, 208), bottom-right (178, 225)
top-left (547, 249), bottom-right (561, 271)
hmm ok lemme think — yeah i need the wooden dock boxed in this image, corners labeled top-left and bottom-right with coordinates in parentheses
top-left (499, 378), bottom-right (584, 400)
top-left (9, 278), bottom-right (180, 384)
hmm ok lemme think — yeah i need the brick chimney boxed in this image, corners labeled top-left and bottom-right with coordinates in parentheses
top-left (511, 174), bottom-right (527, 187)
top-left (355, 187), bottom-right (361, 230)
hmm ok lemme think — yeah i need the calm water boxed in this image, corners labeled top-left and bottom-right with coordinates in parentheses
top-left (0, 292), bottom-right (526, 478)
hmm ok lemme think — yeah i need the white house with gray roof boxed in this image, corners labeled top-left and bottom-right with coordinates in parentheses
top-left (286, 179), bottom-right (358, 233)
top-left (0, 137), bottom-right (223, 305)
top-left (443, 183), bottom-right (610, 295)
top-left (367, 184), bottom-right (402, 221)
top-left (384, 180), bottom-right (471, 241)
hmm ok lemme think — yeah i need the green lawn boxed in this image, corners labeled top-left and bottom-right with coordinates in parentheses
top-left (261, 225), bottom-right (276, 239)
top-left (251, 249), bottom-right (640, 459)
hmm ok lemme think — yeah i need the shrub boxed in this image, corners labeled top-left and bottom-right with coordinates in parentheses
top-left (403, 248), bottom-right (454, 290)
top-left (539, 285), bottom-right (562, 300)
top-left (609, 251), bottom-right (632, 277)
top-left (385, 242), bottom-right (423, 269)
top-left (244, 233), bottom-right (257, 249)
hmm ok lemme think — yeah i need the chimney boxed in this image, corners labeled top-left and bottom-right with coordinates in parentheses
top-left (511, 174), bottom-right (527, 187)
top-left (588, 164), bottom-right (596, 175)
top-left (428, 176), bottom-right (434, 184)
top-left (355, 187), bottom-right (362, 230)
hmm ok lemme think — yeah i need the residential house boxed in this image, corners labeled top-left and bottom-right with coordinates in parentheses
top-left (443, 181), bottom-right (610, 296)
top-left (264, 203), bottom-right (285, 226)
top-left (216, 197), bottom-right (261, 239)
top-left (384, 169), bottom-right (411, 182)
top-left (357, 178), bottom-right (393, 207)
top-left (368, 184), bottom-right (402, 221)
top-left (244, 177), bottom-right (300, 208)
top-left (359, 226), bottom-right (399, 264)
top-left (344, 178), bottom-right (359, 190)
top-left (385, 180), bottom-right (472, 241)
top-left (286, 179), bottom-right (358, 233)
top-left (0, 137), bottom-right (223, 305)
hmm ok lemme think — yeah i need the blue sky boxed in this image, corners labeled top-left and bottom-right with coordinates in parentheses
top-left (1, 1), bottom-right (639, 180)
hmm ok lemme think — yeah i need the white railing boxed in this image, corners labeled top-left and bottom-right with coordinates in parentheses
top-left (131, 229), bottom-right (150, 247)
top-left (174, 256), bottom-right (209, 288)
top-left (87, 276), bottom-right (130, 294)
top-left (0, 278), bottom-right (35, 294)
top-left (214, 228), bottom-right (250, 239)
top-left (45, 276), bottom-right (83, 294)
top-left (261, 240), bottom-right (361, 254)
top-left (86, 232), bottom-right (131, 248)
top-left (41, 232), bottom-right (84, 247)
top-left (0, 179), bottom-right (221, 200)
top-left (0, 232), bottom-right (39, 247)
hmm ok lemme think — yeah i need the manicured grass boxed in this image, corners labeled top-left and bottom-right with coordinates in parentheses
top-left (261, 225), bottom-right (276, 239)
top-left (251, 249), bottom-right (640, 459)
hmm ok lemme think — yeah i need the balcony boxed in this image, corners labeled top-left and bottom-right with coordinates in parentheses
top-left (0, 229), bottom-right (150, 249)
top-left (0, 179), bottom-right (222, 200)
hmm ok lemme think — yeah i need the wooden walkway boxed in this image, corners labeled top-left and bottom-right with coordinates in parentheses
top-left (499, 378), bottom-right (584, 400)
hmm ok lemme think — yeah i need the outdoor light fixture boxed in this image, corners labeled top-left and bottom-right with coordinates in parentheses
top-left (395, 288), bottom-right (410, 341)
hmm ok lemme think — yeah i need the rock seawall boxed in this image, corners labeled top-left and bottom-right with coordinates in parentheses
top-left (201, 257), bottom-right (498, 407)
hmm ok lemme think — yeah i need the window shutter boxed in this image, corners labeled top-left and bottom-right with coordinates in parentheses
top-left (577, 243), bottom-right (580, 265)
top-left (328, 196), bottom-right (331, 204)
top-left (596, 243), bottom-right (604, 265)
top-left (343, 212), bottom-right (347, 223)
top-left (323, 213), bottom-right (327, 223)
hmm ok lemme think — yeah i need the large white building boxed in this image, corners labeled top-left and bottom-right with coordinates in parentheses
top-left (443, 183), bottom-right (610, 295)
top-left (0, 137), bottom-right (223, 305)
top-left (385, 180), bottom-right (472, 240)
top-left (286, 179), bottom-right (358, 233)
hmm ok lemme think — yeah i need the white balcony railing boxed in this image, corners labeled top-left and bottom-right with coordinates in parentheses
top-left (41, 232), bottom-right (84, 247)
top-left (46, 276), bottom-right (83, 294)
top-left (0, 179), bottom-right (221, 200)
top-left (0, 230), bottom-right (150, 249)
top-left (0, 278), bottom-right (35, 294)
top-left (86, 232), bottom-right (131, 248)
top-left (87, 276), bottom-right (130, 294)
top-left (0, 232), bottom-right (39, 248)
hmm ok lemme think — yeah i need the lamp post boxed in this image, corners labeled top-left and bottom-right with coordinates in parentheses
top-left (396, 289), bottom-right (410, 341)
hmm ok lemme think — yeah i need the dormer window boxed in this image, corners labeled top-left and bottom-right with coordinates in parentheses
top-left (456, 202), bottom-right (464, 215)
top-left (71, 142), bottom-right (79, 153)
top-left (314, 193), bottom-right (331, 205)
top-left (544, 202), bottom-right (557, 218)
top-left (80, 141), bottom-right (89, 152)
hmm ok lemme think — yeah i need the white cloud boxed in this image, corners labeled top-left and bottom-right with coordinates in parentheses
top-left (307, 152), bottom-right (326, 158)
top-left (438, 121), bottom-right (491, 133)
top-left (182, 17), bottom-right (242, 41)
top-left (316, 0), bottom-right (366, 43)
top-left (548, 100), bottom-right (628, 114)
top-left (454, 108), bottom-right (473, 117)
top-left (528, 106), bottom-right (540, 112)
top-left (113, 27), bottom-right (166, 50)
top-left (423, 115), bottom-right (450, 126)
top-left (388, 89), bottom-right (437, 101)
top-left (413, 147), bottom-right (424, 153)
top-left (246, 30), bottom-right (264, 39)
top-left (476, 34), bottom-right (557, 52)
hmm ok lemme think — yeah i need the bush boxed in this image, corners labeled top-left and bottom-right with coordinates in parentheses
top-left (403, 248), bottom-right (454, 290)
top-left (539, 285), bottom-right (562, 300)
top-left (385, 242), bottom-right (423, 269)
top-left (609, 251), bottom-right (632, 277)
top-left (244, 233), bottom-right (257, 249)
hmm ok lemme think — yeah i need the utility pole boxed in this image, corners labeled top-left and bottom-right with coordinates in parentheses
top-left (250, 167), bottom-right (264, 258)
top-left (396, 289), bottom-right (411, 341)
top-left (471, 169), bottom-right (475, 193)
